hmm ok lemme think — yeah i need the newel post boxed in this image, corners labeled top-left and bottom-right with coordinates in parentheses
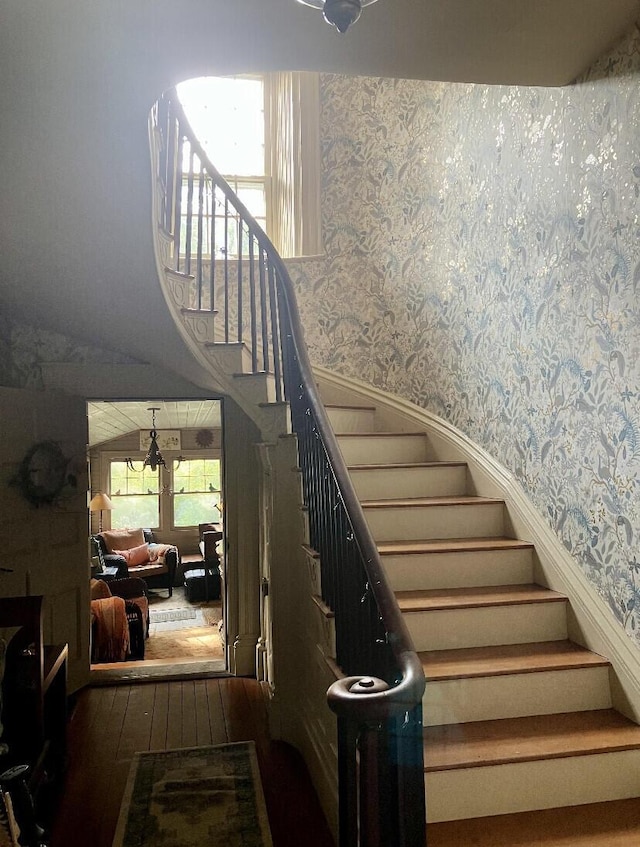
top-left (330, 676), bottom-right (391, 847)
top-left (328, 673), bottom-right (426, 847)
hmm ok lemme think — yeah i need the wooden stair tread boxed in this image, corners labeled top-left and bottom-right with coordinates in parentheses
top-left (324, 404), bottom-right (376, 411)
top-left (420, 640), bottom-right (609, 680)
top-left (424, 709), bottom-right (640, 772)
top-left (335, 431), bottom-right (426, 438)
top-left (397, 584), bottom-right (565, 612)
top-left (348, 461), bottom-right (466, 470)
top-left (377, 536), bottom-right (533, 555)
top-left (361, 495), bottom-right (503, 508)
top-left (427, 797), bottom-right (640, 846)
top-left (181, 307), bottom-right (218, 315)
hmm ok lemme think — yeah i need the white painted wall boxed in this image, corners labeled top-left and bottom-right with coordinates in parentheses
top-left (0, 387), bottom-right (89, 693)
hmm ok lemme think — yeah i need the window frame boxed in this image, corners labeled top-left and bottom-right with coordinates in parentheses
top-left (101, 449), bottom-right (223, 535)
top-left (178, 74), bottom-right (269, 261)
top-left (170, 456), bottom-right (223, 531)
top-left (176, 71), bottom-right (321, 260)
top-left (107, 458), bottom-right (161, 531)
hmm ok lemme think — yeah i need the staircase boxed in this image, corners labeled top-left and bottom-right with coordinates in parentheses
top-left (149, 88), bottom-right (640, 844)
top-left (324, 400), bottom-right (640, 845)
top-left (150, 90), bottom-right (429, 845)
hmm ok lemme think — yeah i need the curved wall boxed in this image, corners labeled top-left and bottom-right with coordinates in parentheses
top-left (289, 23), bottom-right (640, 646)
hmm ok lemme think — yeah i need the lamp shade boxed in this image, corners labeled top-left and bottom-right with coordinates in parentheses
top-left (89, 493), bottom-right (113, 512)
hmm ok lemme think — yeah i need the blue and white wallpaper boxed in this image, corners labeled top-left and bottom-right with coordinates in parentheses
top-left (289, 25), bottom-right (640, 644)
top-left (0, 316), bottom-right (139, 389)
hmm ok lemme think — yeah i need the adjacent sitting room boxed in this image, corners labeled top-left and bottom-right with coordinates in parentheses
top-left (87, 399), bottom-right (225, 670)
top-left (89, 527), bottom-right (224, 666)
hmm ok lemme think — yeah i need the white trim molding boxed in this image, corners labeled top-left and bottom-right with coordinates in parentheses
top-left (314, 365), bottom-right (640, 722)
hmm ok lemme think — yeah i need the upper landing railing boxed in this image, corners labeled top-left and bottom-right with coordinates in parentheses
top-left (151, 90), bottom-right (426, 847)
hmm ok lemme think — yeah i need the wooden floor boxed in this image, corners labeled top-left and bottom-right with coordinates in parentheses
top-left (44, 677), bottom-right (335, 847)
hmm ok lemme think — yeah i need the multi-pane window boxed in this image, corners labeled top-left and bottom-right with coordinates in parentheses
top-left (175, 72), bottom-right (321, 260)
top-left (177, 76), bottom-right (267, 259)
top-left (172, 458), bottom-right (222, 528)
top-left (109, 461), bottom-right (160, 529)
top-left (108, 458), bottom-right (221, 531)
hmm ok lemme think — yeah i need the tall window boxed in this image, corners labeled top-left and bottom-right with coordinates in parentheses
top-left (108, 458), bottom-right (222, 531)
top-left (178, 75), bottom-right (267, 258)
top-left (172, 458), bottom-right (222, 528)
top-left (110, 461), bottom-right (160, 529)
top-left (176, 73), bottom-right (321, 259)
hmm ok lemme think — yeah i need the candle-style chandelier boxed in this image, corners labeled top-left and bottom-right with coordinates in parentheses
top-left (296, 0), bottom-right (379, 33)
top-left (126, 407), bottom-right (166, 472)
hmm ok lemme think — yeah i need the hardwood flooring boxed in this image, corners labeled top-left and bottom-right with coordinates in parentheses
top-left (45, 677), bottom-right (335, 847)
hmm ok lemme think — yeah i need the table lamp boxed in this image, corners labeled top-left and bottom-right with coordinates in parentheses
top-left (89, 492), bottom-right (113, 533)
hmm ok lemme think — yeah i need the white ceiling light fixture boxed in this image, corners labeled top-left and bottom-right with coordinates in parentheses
top-left (296, 0), bottom-right (379, 33)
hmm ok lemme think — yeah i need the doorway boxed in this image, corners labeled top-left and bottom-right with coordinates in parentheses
top-left (87, 398), bottom-right (227, 681)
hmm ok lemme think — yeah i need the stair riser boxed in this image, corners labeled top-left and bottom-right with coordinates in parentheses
top-left (351, 465), bottom-right (468, 500)
top-left (337, 435), bottom-right (431, 465)
top-left (260, 403), bottom-right (292, 436)
top-left (426, 748), bottom-right (640, 822)
top-left (326, 407), bottom-right (376, 432)
top-left (365, 503), bottom-right (505, 542)
top-left (382, 548), bottom-right (533, 591)
top-left (208, 343), bottom-right (254, 374)
top-left (233, 373), bottom-right (277, 404)
top-left (424, 666), bottom-right (612, 726)
top-left (405, 602), bottom-right (568, 651)
top-left (182, 311), bottom-right (216, 344)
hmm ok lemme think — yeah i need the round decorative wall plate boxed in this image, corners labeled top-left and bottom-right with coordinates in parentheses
top-left (14, 441), bottom-right (68, 506)
top-left (195, 428), bottom-right (214, 448)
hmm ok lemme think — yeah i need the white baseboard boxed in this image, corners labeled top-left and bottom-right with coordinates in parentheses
top-left (315, 365), bottom-right (640, 722)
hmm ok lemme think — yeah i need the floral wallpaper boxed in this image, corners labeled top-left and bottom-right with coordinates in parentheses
top-left (288, 24), bottom-right (640, 645)
top-left (0, 316), bottom-right (139, 389)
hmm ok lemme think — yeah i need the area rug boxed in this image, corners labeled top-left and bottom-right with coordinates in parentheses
top-left (149, 608), bottom-right (197, 624)
top-left (149, 610), bottom-right (205, 632)
top-left (112, 741), bottom-right (273, 847)
top-left (143, 621), bottom-right (224, 661)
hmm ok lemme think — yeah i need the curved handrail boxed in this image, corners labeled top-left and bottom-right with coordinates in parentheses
top-left (152, 89), bottom-right (426, 843)
top-left (273, 230), bottom-right (426, 717)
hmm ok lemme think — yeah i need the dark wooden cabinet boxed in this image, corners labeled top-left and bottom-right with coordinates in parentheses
top-left (0, 596), bottom-right (68, 792)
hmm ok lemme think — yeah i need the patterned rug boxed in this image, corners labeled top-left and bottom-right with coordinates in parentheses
top-left (113, 742), bottom-right (273, 847)
top-left (149, 608), bottom-right (197, 623)
top-left (149, 610), bottom-right (206, 632)
top-left (142, 596), bottom-right (223, 661)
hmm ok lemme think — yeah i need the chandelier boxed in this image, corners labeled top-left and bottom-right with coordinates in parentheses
top-left (126, 407), bottom-right (166, 472)
top-left (296, 0), bottom-right (379, 33)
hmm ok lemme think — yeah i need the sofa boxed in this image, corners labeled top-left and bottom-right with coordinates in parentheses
top-left (91, 528), bottom-right (177, 597)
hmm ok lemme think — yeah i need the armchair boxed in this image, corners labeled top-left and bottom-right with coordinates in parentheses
top-left (90, 577), bottom-right (149, 662)
top-left (92, 528), bottom-right (177, 597)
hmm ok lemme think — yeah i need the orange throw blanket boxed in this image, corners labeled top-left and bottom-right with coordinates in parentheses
top-left (91, 596), bottom-right (130, 662)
